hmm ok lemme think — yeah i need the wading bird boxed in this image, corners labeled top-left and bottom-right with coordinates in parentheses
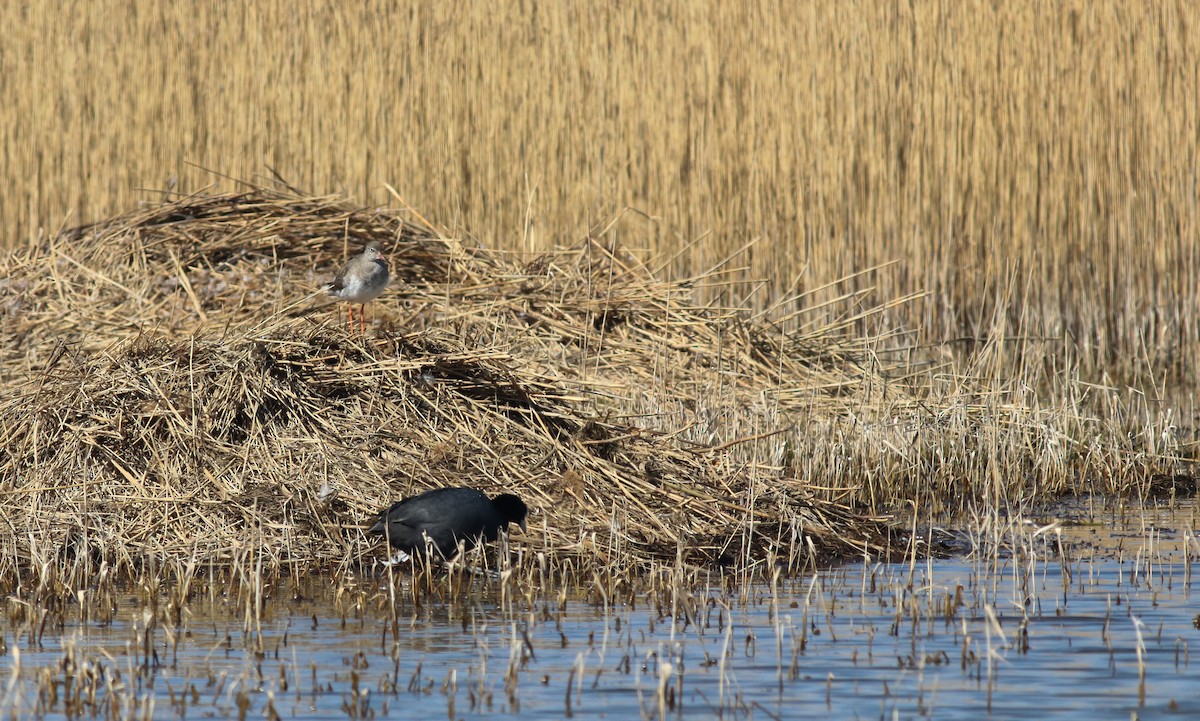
top-left (324, 241), bottom-right (389, 333)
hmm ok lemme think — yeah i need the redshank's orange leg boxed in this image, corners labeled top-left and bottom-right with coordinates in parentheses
top-left (359, 304), bottom-right (367, 334)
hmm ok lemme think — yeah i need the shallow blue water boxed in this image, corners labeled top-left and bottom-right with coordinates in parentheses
top-left (0, 542), bottom-right (1196, 720)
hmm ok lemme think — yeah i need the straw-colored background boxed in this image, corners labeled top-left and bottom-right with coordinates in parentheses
top-left (2, 1), bottom-right (1196, 376)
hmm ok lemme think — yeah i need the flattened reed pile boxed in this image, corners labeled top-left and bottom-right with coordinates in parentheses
top-left (0, 189), bottom-right (904, 578)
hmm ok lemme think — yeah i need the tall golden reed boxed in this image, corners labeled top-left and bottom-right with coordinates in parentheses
top-left (1, 1), bottom-right (1196, 376)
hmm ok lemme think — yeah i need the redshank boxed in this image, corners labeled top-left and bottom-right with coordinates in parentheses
top-left (324, 241), bottom-right (389, 333)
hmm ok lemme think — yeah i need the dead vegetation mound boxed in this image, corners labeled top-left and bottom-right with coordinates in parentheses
top-left (0, 188), bottom-right (908, 578)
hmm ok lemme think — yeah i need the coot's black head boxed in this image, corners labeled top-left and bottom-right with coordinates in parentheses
top-left (492, 493), bottom-right (529, 532)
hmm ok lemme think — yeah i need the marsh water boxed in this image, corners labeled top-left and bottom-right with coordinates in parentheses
top-left (1, 503), bottom-right (1196, 720)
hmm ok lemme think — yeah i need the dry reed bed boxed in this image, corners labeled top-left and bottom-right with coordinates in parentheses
top-left (0, 190), bottom-right (1193, 585)
top-left (0, 189), bottom-right (917, 581)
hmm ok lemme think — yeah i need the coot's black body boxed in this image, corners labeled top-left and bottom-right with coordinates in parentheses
top-left (367, 487), bottom-right (528, 560)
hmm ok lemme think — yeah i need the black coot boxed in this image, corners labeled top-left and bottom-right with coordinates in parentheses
top-left (367, 487), bottom-right (528, 560)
